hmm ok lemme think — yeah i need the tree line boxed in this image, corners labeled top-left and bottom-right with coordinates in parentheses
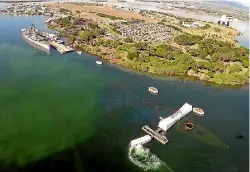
top-left (49, 17), bottom-right (249, 85)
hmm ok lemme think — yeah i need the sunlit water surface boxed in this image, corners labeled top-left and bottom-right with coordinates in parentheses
top-left (0, 15), bottom-right (248, 172)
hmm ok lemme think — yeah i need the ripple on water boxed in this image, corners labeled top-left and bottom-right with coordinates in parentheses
top-left (128, 146), bottom-right (174, 172)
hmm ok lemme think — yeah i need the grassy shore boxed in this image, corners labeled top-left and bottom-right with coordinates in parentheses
top-left (45, 3), bottom-right (240, 44)
top-left (46, 3), bottom-right (249, 86)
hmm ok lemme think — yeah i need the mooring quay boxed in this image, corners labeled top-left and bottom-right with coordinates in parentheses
top-left (50, 41), bottom-right (74, 54)
top-left (21, 24), bottom-right (74, 55)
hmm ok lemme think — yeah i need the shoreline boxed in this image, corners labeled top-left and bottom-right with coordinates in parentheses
top-left (78, 44), bottom-right (249, 88)
top-left (43, 4), bottom-right (248, 87)
top-left (90, 51), bottom-right (248, 89)
top-left (95, 53), bottom-right (249, 89)
top-left (2, 2), bottom-right (247, 87)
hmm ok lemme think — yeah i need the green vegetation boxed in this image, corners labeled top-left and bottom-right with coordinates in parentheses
top-left (164, 24), bottom-right (182, 32)
top-left (214, 27), bottom-right (222, 32)
top-left (49, 16), bottom-right (105, 41)
top-left (174, 34), bottom-right (203, 46)
top-left (124, 37), bottom-right (133, 43)
top-left (180, 18), bottom-right (195, 23)
top-left (110, 26), bottom-right (121, 35)
top-left (157, 22), bottom-right (165, 25)
top-left (97, 13), bottom-right (123, 20)
top-left (59, 8), bottom-right (72, 15)
top-left (95, 34), bottom-right (248, 85)
top-left (48, 17), bottom-right (249, 86)
top-left (174, 34), bottom-right (249, 85)
top-left (203, 24), bottom-right (211, 29)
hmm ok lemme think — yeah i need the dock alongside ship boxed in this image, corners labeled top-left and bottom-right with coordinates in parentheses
top-left (21, 24), bottom-right (74, 54)
top-left (142, 125), bottom-right (168, 144)
top-left (50, 41), bottom-right (74, 54)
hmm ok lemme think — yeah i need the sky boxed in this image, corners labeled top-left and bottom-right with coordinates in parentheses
top-left (231, 0), bottom-right (249, 7)
top-left (181, 0), bottom-right (249, 7)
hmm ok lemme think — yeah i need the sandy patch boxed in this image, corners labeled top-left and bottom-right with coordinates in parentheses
top-left (45, 3), bottom-right (155, 23)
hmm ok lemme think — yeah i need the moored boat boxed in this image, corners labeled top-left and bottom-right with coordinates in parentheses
top-left (193, 107), bottom-right (204, 116)
top-left (148, 87), bottom-right (158, 95)
top-left (77, 51), bottom-right (82, 55)
top-left (56, 40), bottom-right (64, 44)
top-left (96, 61), bottom-right (102, 65)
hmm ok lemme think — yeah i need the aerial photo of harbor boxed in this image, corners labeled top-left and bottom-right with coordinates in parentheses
top-left (0, 0), bottom-right (249, 172)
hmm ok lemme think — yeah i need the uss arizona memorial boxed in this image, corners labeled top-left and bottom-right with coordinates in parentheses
top-left (130, 103), bottom-right (198, 148)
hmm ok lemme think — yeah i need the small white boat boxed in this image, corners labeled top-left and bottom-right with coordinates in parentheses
top-left (96, 61), bottom-right (102, 65)
top-left (76, 51), bottom-right (82, 55)
top-left (148, 87), bottom-right (158, 95)
top-left (193, 107), bottom-right (204, 116)
top-left (56, 40), bottom-right (64, 44)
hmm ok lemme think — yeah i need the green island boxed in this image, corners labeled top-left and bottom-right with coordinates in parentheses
top-left (47, 13), bottom-right (249, 86)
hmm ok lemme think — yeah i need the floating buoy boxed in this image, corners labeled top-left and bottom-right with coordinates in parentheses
top-left (184, 122), bottom-right (195, 130)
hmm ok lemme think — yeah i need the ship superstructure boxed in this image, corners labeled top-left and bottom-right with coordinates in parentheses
top-left (21, 24), bottom-right (54, 51)
top-left (21, 24), bottom-right (73, 54)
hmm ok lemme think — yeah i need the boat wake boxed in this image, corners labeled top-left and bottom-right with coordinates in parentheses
top-left (128, 145), bottom-right (174, 172)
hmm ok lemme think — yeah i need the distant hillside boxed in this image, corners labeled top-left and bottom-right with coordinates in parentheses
top-left (206, 1), bottom-right (248, 11)
top-left (0, 0), bottom-right (46, 2)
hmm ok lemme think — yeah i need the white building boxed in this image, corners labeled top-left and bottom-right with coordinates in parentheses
top-left (182, 21), bottom-right (205, 28)
top-left (158, 103), bottom-right (192, 131)
top-left (129, 103), bottom-right (193, 147)
top-left (182, 22), bottom-right (192, 28)
top-left (192, 21), bottom-right (205, 28)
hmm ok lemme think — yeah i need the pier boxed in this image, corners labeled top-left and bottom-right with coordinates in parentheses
top-left (21, 24), bottom-right (74, 55)
top-left (50, 41), bottom-right (74, 54)
top-left (142, 125), bottom-right (168, 144)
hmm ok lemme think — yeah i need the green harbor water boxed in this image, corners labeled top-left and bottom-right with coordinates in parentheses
top-left (0, 16), bottom-right (249, 172)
